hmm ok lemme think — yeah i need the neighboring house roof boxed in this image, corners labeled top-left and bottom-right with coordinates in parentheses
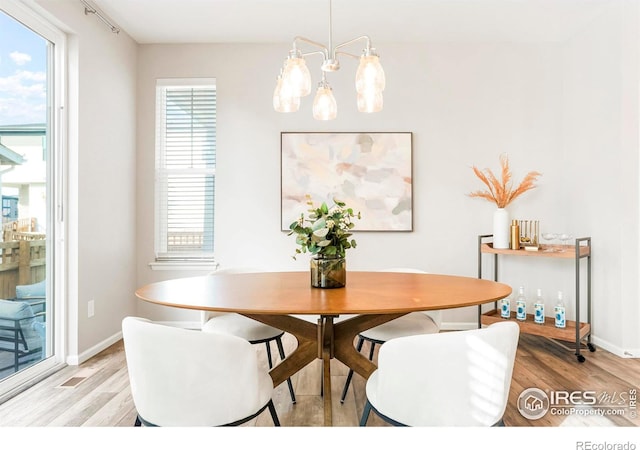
top-left (0, 142), bottom-right (24, 165)
top-left (0, 123), bottom-right (46, 136)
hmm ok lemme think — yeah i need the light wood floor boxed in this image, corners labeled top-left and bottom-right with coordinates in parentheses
top-left (0, 331), bottom-right (638, 427)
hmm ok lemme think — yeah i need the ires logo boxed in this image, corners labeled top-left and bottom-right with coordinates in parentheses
top-left (549, 390), bottom-right (597, 405)
top-left (518, 388), bottom-right (636, 420)
top-left (517, 388), bottom-right (550, 420)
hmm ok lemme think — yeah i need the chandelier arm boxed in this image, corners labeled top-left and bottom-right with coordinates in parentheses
top-left (331, 36), bottom-right (372, 60)
top-left (293, 36), bottom-right (329, 60)
top-left (334, 50), bottom-right (360, 60)
top-left (300, 50), bottom-right (328, 60)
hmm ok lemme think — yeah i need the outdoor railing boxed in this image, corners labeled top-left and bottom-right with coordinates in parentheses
top-left (0, 240), bottom-right (45, 299)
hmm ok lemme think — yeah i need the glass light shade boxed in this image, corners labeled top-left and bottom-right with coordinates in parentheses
top-left (355, 54), bottom-right (385, 94)
top-left (273, 77), bottom-right (300, 112)
top-left (357, 90), bottom-right (383, 113)
top-left (312, 86), bottom-right (337, 120)
top-left (282, 57), bottom-right (312, 97)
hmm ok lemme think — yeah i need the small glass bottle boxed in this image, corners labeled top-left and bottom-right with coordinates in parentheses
top-left (555, 291), bottom-right (566, 328)
top-left (501, 294), bottom-right (511, 319)
top-left (534, 288), bottom-right (545, 325)
top-left (516, 286), bottom-right (527, 321)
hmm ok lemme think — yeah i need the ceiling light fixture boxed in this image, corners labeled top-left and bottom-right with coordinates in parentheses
top-left (273, 0), bottom-right (385, 120)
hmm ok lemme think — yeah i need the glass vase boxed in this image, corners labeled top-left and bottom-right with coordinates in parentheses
top-left (310, 255), bottom-right (346, 289)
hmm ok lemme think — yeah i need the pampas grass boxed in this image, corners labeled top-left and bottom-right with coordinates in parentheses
top-left (468, 154), bottom-right (541, 208)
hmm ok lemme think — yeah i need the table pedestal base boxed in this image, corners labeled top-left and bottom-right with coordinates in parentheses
top-left (243, 312), bottom-right (406, 426)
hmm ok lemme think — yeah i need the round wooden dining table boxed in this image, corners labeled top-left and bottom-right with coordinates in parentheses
top-left (135, 271), bottom-right (511, 426)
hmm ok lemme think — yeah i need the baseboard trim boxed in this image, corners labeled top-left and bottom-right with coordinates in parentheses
top-left (67, 331), bottom-right (123, 366)
top-left (65, 322), bottom-right (201, 366)
top-left (591, 337), bottom-right (640, 359)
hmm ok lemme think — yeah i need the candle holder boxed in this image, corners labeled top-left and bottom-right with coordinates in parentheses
top-left (518, 219), bottom-right (540, 251)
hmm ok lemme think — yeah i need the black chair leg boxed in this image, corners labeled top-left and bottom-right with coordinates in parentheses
top-left (360, 400), bottom-right (372, 426)
top-left (267, 400), bottom-right (281, 427)
top-left (276, 336), bottom-right (296, 404)
top-left (265, 341), bottom-right (274, 369)
top-left (261, 338), bottom-right (296, 404)
top-left (134, 415), bottom-right (141, 427)
top-left (340, 336), bottom-right (365, 403)
top-left (320, 360), bottom-right (324, 397)
top-left (340, 369), bottom-right (355, 403)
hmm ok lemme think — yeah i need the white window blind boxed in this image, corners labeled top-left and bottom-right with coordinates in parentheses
top-left (155, 78), bottom-right (216, 261)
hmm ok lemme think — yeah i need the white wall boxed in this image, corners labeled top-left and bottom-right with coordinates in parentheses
top-left (560, 0), bottom-right (639, 355)
top-left (35, 0), bottom-right (138, 361)
top-left (134, 0), bottom-right (640, 358)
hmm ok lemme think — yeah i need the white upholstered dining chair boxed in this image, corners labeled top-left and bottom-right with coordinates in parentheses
top-left (360, 321), bottom-right (520, 426)
top-left (340, 267), bottom-right (442, 402)
top-left (122, 316), bottom-right (280, 427)
top-left (200, 267), bottom-right (296, 403)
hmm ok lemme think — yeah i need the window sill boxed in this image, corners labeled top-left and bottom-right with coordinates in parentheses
top-left (149, 260), bottom-right (219, 271)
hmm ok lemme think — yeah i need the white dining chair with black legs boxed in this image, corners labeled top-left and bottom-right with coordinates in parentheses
top-left (122, 317), bottom-right (280, 427)
top-left (340, 268), bottom-right (442, 403)
top-left (360, 321), bottom-right (520, 427)
top-left (201, 267), bottom-right (296, 404)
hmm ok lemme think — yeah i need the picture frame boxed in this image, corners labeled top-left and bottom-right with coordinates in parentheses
top-left (281, 132), bottom-right (413, 231)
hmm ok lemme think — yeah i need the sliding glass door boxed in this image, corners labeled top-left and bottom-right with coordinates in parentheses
top-left (0, 0), bottom-right (65, 397)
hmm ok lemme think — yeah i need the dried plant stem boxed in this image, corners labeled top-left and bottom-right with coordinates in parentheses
top-left (468, 154), bottom-right (541, 208)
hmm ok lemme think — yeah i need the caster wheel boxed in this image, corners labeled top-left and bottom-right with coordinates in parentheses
top-left (588, 343), bottom-right (596, 352)
top-left (577, 354), bottom-right (586, 363)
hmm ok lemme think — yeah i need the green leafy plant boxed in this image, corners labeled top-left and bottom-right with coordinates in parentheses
top-left (288, 195), bottom-right (361, 259)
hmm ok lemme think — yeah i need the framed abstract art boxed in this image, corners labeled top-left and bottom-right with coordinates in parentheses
top-left (281, 132), bottom-right (413, 231)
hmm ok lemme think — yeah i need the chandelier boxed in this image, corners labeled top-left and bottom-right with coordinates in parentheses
top-left (272, 0), bottom-right (385, 120)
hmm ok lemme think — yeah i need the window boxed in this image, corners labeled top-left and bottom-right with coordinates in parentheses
top-left (154, 78), bottom-right (216, 262)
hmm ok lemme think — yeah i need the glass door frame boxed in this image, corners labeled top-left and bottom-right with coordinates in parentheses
top-left (0, 0), bottom-right (67, 400)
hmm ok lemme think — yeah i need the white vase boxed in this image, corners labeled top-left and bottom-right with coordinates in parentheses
top-left (493, 208), bottom-right (510, 249)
